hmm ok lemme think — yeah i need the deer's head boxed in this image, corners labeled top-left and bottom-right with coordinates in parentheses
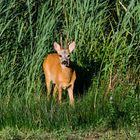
top-left (54, 41), bottom-right (75, 67)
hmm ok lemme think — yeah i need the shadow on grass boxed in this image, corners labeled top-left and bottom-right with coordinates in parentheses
top-left (74, 61), bottom-right (101, 96)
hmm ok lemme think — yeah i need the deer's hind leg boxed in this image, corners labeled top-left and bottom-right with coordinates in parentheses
top-left (53, 84), bottom-right (58, 101)
top-left (44, 72), bottom-right (51, 101)
top-left (58, 85), bottom-right (62, 104)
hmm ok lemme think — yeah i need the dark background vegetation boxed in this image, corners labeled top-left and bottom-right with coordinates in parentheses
top-left (0, 0), bottom-right (140, 139)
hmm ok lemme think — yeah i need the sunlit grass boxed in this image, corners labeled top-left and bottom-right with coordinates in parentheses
top-left (0, 0), bottom-right (140, 137)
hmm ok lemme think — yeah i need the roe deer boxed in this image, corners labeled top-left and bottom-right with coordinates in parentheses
top-left (43, 40), bottom-right (76, 105)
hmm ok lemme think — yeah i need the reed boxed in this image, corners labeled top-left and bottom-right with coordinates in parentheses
top-left (0, 0), bottom-right (139, 138)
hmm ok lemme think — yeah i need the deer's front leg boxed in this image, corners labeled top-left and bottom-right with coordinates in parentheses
top-left (67, 85), bottom-right (74, 106)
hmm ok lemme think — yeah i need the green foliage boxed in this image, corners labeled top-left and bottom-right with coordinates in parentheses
top-left (0, 0), bottom-right (140, 134)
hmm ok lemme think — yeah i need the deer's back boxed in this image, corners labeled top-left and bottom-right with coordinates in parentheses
top-left (43, 53), bottom-right (61, 78)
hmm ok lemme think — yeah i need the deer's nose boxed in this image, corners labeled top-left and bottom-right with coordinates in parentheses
top-left (62, 60), bottom-right (69, 66)
top-left (62, 60), bottom-right (68, 65)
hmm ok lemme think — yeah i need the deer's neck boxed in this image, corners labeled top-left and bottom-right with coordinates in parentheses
top-left (61, 64), bottom-right (72, 80)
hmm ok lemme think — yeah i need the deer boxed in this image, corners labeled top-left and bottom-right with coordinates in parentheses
top-left (43, 38), bottom-right (76, 105)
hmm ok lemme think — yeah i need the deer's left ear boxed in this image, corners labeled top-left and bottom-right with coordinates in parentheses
top-left (69, 41), bottom-right (75, 53)
top-left (54, 42), bottom-right (61, 52)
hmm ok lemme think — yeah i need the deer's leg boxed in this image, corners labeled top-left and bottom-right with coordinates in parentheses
top-left (53, 84), bottom-right (58, 101)
top-left (58, 86), bottom-right (62, 104)
top-left (67, 85), bottom-right (74, 106)
top-left (44, 74), bottom-right (51, 101)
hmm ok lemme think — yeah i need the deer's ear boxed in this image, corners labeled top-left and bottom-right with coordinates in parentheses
top-left (69, 41), bottom-right (75, 53)
top-left (54, 42), bottom-right (61, 52)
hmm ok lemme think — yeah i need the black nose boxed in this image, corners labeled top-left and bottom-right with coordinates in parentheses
top-left (62, 61), bottom-right (68, 65)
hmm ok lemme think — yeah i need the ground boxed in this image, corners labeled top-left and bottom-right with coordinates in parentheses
top-left (0, 127), bottom-right (139, 140)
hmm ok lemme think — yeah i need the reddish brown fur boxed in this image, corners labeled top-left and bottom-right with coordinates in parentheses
top-left (43, 42), bottom-right (76, 105)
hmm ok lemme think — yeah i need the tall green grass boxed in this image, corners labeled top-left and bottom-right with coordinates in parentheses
top-left (0, 0), bottom-right (140, 134)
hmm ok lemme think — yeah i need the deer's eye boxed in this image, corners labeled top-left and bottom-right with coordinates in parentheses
top-left (67, 55), bottom-right (70, 58)
top-left (59, 55), bottom-right (62, 57)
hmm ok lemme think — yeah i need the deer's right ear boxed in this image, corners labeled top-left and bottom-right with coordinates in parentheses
top-left (54, 42), bottom-right (61, 52)
top-left (69, 41), bottom-right (75, 53)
